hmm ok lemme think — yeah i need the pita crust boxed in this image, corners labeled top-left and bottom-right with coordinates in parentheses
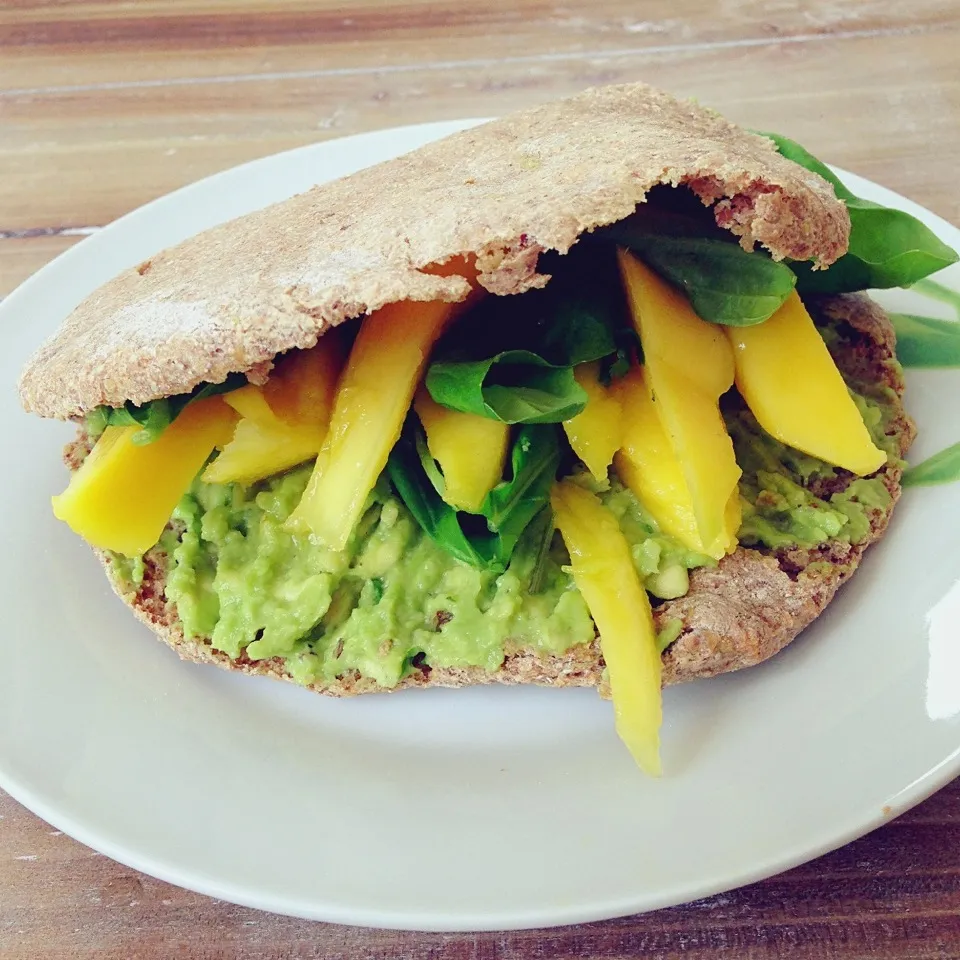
top-left (20, 81), bottom-right (849, 420)
top-left (95, 294), bottom-right (912, 692)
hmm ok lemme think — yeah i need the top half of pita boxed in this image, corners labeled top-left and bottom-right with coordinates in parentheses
top-left (19, 82), bottom-right (849, 421)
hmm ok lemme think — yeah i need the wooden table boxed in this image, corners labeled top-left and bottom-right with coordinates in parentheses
top-left (3, 2), bottom-right (959, 956)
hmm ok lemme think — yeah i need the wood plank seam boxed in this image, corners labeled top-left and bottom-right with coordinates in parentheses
top-left (0, 226), bottom-right (101, 239)
top-left (0, 21), bottom-right (943, 99)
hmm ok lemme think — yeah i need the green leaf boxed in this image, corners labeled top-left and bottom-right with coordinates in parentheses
top-left (94, 398), bottom-right (173, 445)
top-left (84, 407), bottom-right (111, 437)
top-left (791, 208), bottom-right (960, 294)
top-left (889, 313), bottom-right (960, 368)
top-left (414, 427), bottom-right (447, 497)
top-left (425, 248), bottom-right (626, 422)
top-left (910, 278), bottom-right (960, 319)
top-left (481, 426), bottom-right (560, 551)
top-left (600, 346), bottom-right (633, 384)
top-left (600, 221), bottom-right (797, 326)
top-left (387, 427), bottom-right (493, 568)
top-left (387, 421), bottom-right (560, 569)
top-left (902, 441), bottom-right (960, 487)
top-left (760, 132), bottom-right (959, 293)
top-left (427, 351), bottom-right (589, 424)
top-left (524, 507), bottom-right (555, 595)
top-left (533, 296), bottom-right (622, 368)
top-left (190, 375), bottom-right (249, 403)
top-left (88, 372), bottom-right (247, 445)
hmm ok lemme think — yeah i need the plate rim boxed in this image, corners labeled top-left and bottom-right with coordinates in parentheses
top-left (2, 118), bottom-right (960, 931)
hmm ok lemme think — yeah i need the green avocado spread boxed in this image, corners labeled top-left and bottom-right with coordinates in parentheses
top-left (729, 398), bottom-right (894, 551)
top-left (154, 467), bottom-right (706, 688)
top-left (108, 386), bottom-right (896, 687)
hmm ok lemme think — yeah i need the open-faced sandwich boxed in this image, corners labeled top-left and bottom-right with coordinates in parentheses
top-left (19, 83), bottom-right (958, 774)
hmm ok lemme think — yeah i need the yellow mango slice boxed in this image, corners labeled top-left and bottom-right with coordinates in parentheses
top-left (551, 480), bottom-right (662, 776)
top-left (204, 338), bottom-right (344, 485)
top-left (724, 489), bottom-right (743, 547)
top-left (222, 384), bottom-right (276, 426)
top-left (610, 366), bottom-right (705, 554)
top-left (263, 336), bottom-right (345, 426)
top-left (414, 387), bottom-right (509, 513)
top-left (202, 419), bottom-right (325, 486)
top-left (727, 292), bottom-right (887, 476)
top-left (562, 361), bottom-right (623, 483)
top-left (618, 250), bottom-right (741, 555)
top-left (616, 249), bottom-right (734, 396)
top-left (648, 362), bottom-right (740, 556)
top-left (288, 298), bottom-right (461, 549)
top-left (53, 397), bottom-right (237, 557)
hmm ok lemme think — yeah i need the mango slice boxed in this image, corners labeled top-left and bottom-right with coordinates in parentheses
top-left (53, 396), bottom-right (237, 557)
top-left (262, 337), bottom-right (344, 426)
top-left (222, 385), bottom-right (278, 426)
top-left (414, 387), bottom-right (509, 513)
top-left (551, 479), bottom-right (662, 776)
top-left (288, 298), bottom-right (461, 550)
top-left (562, 361), bottom-right (623, 483)
top-left (618, 251), bottom-right (735, 396)
top-left (203, 338), bottom-right (343, 485)
top-left (201, 418), bottom-right (324, 486)
top-left (647, 362), bottom-right (741, 555)
top-left (610, 366), bottom-right (705, 554)
top-left (617, 249), bottom-right (741, 555)
top-left (727, 292), bottom-right (887, 476)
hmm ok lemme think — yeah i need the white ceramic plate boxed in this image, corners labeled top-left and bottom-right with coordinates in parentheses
top-left (2, 120), bottom-right (959, 932)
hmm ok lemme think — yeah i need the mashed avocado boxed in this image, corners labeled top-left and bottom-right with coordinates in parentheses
top-left (109, 390), bottom-right (896, 685)
top-left (729, 405), bottom-right (892, 550)
top-left (728, 385), bottom-right (894, 551)
top-left (152, 467), bottom-right (711, 688)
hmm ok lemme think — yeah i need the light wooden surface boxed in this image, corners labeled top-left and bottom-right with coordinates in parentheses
top-left (2, 2), bottom-right (960, 957)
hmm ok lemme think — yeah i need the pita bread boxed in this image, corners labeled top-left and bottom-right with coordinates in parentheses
top-left (93, 294), bottom-right (912, 692)
top-left (19, 81), bottom-right (848, 420)
top-left (26, 82), bottom-right (905, 693)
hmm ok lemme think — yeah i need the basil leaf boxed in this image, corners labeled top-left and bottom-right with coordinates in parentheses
top-left (92, 398), bottom-right (173, 445)
top-left (414, 427), bottom-right (447, 497)
top-left (387, 422), bottom-right (560, 570)
top-left (533, 297), bottom-right (622, 368)
top-left (911, 278), bottom-right (960, 318)
top-left (524, 507), bottom-right (555, 595)
top-left (761, 132), bottom-right (959, 293)
top-left (427, 351), bottom-right (588, 424)
top-left (425, 246), bottom-right (629, 423)
top-left (599, 321), bottom-right (642, 383)
top-left (189, 374), bottom-right (249, 403)
top-left (902, 441), bottom-right (960, 487)
top-left (600, 223), bottom-right (797, 326)
top-left (889, 313), bottom-right (960, 368)
top-left (131, 399), bottom-right (174, 445)
top-left (88, 372), bottom-right (247, 446)
top-left (792, 208), bottom-right (960, 294)
top-left (387, 427), bottom-right (493, 568)
top-left (481, 425), bottom-right (561, 553)
top-left (600, 346), bottom-right (633, 384)
top-left (84, 407), bottom-right (110, 437)
top-left (100, 404), bottom-right (148, 430)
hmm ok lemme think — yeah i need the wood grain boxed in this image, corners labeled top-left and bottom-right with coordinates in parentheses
top-left (2, 1), bottom-right (960, 957)
top-left (2, 6), bottom-right (959, 231)
top-left (2, 0), bottom-right (955, 88)
top-left (0, 235), bottom-right (85, 298)
top-left (4, 782), bottom-right (960, 959)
